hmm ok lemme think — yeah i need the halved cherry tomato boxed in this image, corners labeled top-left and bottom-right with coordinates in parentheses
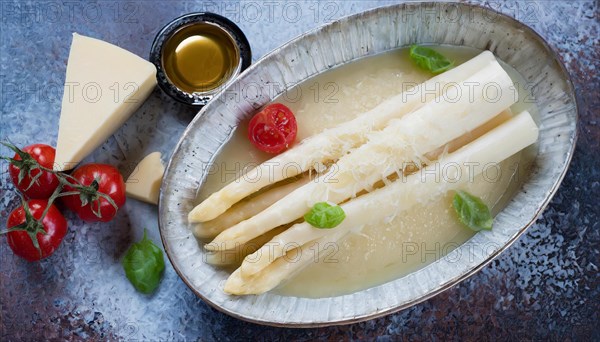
top-left (8, 144), bottom-right (59, 199)
top-left (6, 199), bottom-right (68, 261)
top-left (61, 164), bottom-right (126, 222)
top-left (247, 103), bottom-right (297, 154)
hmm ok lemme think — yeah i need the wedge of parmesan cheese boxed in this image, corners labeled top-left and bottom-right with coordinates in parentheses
top-left (125, 152), bottom-right (164, 205)
top-left (54, 33), bottom-right (157, 171)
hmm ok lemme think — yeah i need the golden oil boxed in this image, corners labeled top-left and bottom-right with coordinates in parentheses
top-left (162, 23), bottom-right (239, 93)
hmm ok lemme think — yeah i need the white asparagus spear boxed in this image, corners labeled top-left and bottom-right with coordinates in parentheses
top-left (224, 230), bottom-right (347, 295)
top-left (194, 177), bottom-right (310, 239)
top-left (204, 226), bottom-right (288, 266)
top-left (189, 51), bottom-right (498, 222)
top-left (225, 110), bottom-right (539, 294)
top-left (208, 58), bottom-right (516, 251)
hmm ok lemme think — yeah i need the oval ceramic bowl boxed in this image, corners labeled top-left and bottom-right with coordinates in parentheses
top-left (159, 2), bottom-right (577, 326)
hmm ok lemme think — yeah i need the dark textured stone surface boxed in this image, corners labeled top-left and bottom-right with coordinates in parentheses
top-left (0, 0), bottom-right (598, 340)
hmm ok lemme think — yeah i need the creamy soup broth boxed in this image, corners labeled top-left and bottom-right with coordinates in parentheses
top-left (196, 46), bottom-right (538, 298)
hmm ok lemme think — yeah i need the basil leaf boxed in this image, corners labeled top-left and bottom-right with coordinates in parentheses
top-left (452, 190), bottom-right (493, 232)
top-left (409, 45), bottom-right (454, 74)
top-left (304, 202), bottom-right (346, 229)
top-left (122, 230), bottom-right (165, 294)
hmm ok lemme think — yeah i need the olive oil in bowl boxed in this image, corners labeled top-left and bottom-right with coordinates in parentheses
top-left (162, 23), bottom-right (240, 93)
top-left (150, 12), bottom-right (251, 106)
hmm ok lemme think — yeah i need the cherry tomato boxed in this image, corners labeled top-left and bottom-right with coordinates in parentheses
top-left (247, 103), bottom-right (297, 154)
top-left (61, 164), bottom-right (126, 222)
top-left (8, 144), bottom-right (59, 199)
top-left (6, 199), bottom-right (68, 261)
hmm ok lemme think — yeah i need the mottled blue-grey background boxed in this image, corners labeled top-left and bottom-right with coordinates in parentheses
top-left (0, 0), bottom-right (598, 340)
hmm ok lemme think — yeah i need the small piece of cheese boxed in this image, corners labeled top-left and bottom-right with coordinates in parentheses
top-left (54, 33), bottom-right (157, 171)
top-left (126, 152), bottom-right (165, 205)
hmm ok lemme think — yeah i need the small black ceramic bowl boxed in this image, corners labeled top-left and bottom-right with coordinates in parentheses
top-left (150, 12), bottom-right (251, 106)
